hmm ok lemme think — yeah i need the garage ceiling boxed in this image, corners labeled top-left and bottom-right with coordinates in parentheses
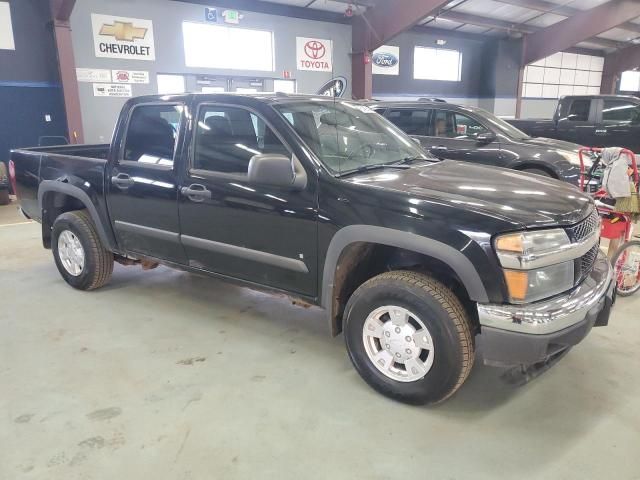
top-left (268, 0), bottom-right (640, 53)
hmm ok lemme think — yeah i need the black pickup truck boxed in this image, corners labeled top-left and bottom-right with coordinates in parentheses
top-left (508, 95), bottom-right (640, 154)
top-left (11, 94), bottom-right (614, 405)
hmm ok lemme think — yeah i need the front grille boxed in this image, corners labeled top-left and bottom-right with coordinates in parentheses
top-left (565, 209), bottom-right (601, 284)
top-left (577, 244), bottom-right (599, 283)
top-left (566, 209), bottom-right (600, 242)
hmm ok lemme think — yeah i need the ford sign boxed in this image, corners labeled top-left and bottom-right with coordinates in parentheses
top-left (372, 52), bottom-right (398, 68)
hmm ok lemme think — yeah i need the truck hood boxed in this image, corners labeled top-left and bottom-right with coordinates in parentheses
top-left (348, 160), bottom-right (593, 228)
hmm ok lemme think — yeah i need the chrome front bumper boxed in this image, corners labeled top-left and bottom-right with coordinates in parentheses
top-left (478, 250), bottom-right (613, 336)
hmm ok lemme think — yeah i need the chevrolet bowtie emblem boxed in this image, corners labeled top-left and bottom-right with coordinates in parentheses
top-left (99, 21), bottom-right (147, 42)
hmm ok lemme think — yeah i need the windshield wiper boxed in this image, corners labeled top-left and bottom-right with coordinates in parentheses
top-left (394, 156), bottom-right (430, 165)
top-left (336, 163), bottom-right (411, 177)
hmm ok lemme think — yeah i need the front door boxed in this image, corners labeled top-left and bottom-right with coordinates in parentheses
top-left (106, 102), bottom-right (187, 264)
top-left (421, 109), bottom-right (501, 167)
top-left (178, 102), bottom-right (318, 296)
top-left (556, 97), bottom-right (597, 145)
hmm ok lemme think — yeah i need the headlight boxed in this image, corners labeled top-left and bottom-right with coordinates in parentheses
top-left (495, 229), bottom-right (574, 303)
top-left (502, 263), bottom-right (574, 303)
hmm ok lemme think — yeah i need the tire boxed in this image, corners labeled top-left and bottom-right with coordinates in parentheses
top-left (611, 240), bottom-right (640, 297)
top-left (343, 270), bottom-right (475, 405)
top-left (0, 189), bottom-right (9, 206)
top-left (51, 210), bottom-right (114, 290)
top-left (520, 168), bottom-right (553, 178)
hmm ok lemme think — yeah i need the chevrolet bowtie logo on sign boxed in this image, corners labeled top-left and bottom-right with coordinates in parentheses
top-left (91, 14), bottom-right (155, 61)
top-left (99, 21), bottom-right (147, 42)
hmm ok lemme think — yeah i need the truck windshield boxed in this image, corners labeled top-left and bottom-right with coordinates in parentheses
top-left (480, 109), bottom-right (531, 140)
top-left (273, 100), bottom-right (433, 176)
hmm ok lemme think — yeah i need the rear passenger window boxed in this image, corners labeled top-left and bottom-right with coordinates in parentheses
top-left (386, 109), bottom-right (428, 136)
top-left (565, 100), bottom-right (590, 122)
top-left (123, 104), bottom-right (182, 166)
top-left (602, 100), bottom-right (640, 124)
top-left (193, 105), bottom-right (289, 174)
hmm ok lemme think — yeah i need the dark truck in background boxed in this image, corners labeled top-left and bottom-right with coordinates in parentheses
top-left (508, 95), bottom-right (640, 154)
top-left (10, 94), bottom-right (615, 405)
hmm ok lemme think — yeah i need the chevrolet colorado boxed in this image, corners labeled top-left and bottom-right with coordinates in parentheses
top-left (10, 94), bottom-right (615, 404)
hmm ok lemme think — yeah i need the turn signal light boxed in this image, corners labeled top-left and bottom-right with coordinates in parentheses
top-left (495, 233), bottom-right (523, 253)
top-left (503, 269), bottom-right (528, 301)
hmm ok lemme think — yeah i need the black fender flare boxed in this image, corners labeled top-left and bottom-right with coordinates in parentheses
top-left (38, 180), bottom-right (116, 250)
top-left (320, 225), bottom-right (489, 328)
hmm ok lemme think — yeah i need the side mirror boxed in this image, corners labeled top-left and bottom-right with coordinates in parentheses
top-left (248, 154), bottom-right (307, 190)
top-left (476, 132), bottom-right (496, 144)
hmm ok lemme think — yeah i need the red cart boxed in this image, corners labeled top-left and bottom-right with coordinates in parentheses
top-left (579, 147), bottom-right (640, 296)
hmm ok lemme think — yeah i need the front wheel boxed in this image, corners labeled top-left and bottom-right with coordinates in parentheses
top-left (612, 240), bottom-right (640, 297)
top-left (52, 210), bottom-right (114, 290)
top-left (343, 271), bottom-right (475, 405)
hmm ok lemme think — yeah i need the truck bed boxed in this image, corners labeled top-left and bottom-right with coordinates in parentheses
top-left (11, 144), bottom-right (109, 221)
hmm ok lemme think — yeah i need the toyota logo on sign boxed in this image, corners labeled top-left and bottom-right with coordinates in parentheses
top-left (297, 37), bottom-right (332, 71)
top-left (304, 40), bottom-right (326, 60)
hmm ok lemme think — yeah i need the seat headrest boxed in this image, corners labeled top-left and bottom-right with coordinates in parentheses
top-left (205, 115), bottom-right (233, 136)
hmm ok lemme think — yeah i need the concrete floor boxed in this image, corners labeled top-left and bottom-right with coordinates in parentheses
top-left (1, 200), bottom-right (639, 480)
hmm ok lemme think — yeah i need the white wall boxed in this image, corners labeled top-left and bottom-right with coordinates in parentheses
top-left (71, 0), bottom-right (352, 142)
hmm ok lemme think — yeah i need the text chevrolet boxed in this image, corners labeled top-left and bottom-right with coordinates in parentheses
top-left (10, 94), bottom-right (615, 404)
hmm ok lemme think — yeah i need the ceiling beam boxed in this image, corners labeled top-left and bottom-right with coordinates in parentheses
top-left (494, 0), bottom-right (640, 34)
top-left (436, 10), bottom-right (622, 51)
top-left (522, 0), bottom-right (640, 64)
top-left (353, 0), bottom-right (451, 52)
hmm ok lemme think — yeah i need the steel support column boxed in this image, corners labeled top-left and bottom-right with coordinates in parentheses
top-left (601, 44), bottom-right (640, 94)
top-left (50, 0), bottom-right (82, 143)
top-left (350, 1), bottom-right (449, 99)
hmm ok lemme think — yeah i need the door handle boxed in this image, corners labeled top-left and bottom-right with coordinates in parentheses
top-left (181, 184), bottom-right (212, 202)
top-left (111, 173), bottom-right (134, 189)
top-left (595, 129), bottom-right (608, 135)
top-left (432, 145), bottom-right (448, 151)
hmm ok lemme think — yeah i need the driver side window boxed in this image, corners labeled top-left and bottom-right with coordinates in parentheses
top-left (193, 105), bottom-right (289, 174)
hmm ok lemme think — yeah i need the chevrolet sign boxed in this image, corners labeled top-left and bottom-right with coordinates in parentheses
top-left (92, 14), bottom-right (155, 61)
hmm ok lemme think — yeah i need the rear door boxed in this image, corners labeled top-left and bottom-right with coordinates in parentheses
top-left (106, 101), bottom-right (187, 264)
top-left (597, 98), bottom-right (640, 152)
top-left (420, 109), bottom-right (502, 167)
top-left (556, 97), bottom-right (597, 145)
top-left (177, 102), bottom-right (318, 296)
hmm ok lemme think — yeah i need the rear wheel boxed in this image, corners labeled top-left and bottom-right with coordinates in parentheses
top-left (612, 240), bottom-right (640, 297)
top-left (343, 271), bottom-right (474, 405)
top-left (52, 210), bottom-right (114, 290)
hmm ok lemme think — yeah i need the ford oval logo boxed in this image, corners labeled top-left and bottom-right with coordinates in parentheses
top-left (373, 52), bottom-right (398, 68)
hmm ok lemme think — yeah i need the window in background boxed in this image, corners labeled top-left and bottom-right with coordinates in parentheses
top-left (565, 99), bottom-right (590, 122)
top-left (386, 109), bottom-right (429, 136)
top-left (602, 100), bottom-right (640, 124)
top-left (620, 71), bottom-right (640, 92)
top-left (273, 79), bottom-right (296, 94)
top-left (522, 52), bottom-right (603, 99)
top-left (0, 1), bottom-right (15, 50)
top-left (414, 47), bottom-right (462, 82)
top-left (157, 74), bottom-right (186, 95)
top-left (183, 22), bottom-right (274, 71)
